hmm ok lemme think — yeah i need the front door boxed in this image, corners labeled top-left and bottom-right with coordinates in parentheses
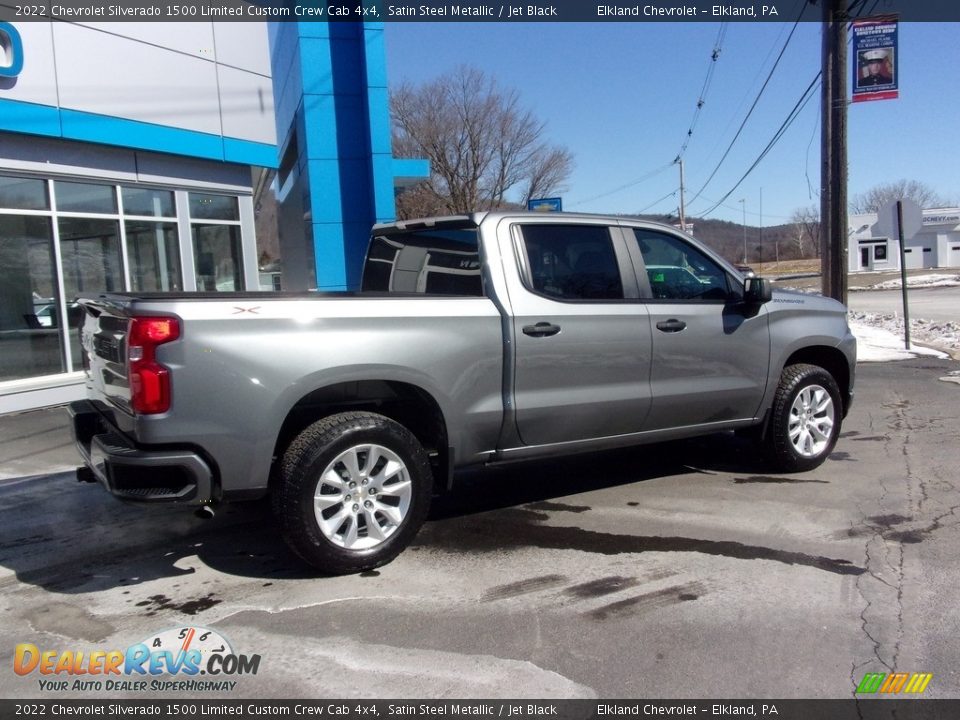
top-left (629, 227), bottom-right (771, 431)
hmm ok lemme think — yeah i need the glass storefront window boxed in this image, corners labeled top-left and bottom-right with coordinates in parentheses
top-left (122, 187), bottom-right (175, 218)
top-left (54, 181), bottom-right (118, 214)
top-left (193, 225), bottom-right (244, 291)
top-left (189, 192), bottom-right (239, 221)
top-left (1, 175), bottom-right (249, 395)
top-left (58, 217), bottom-right (123, 365)
top-left (126, 221), bottom-right (182, 292)
top-left (0, 175), bottom-right (49, 211)
top-left (0, 215), bottom-right (65, 381)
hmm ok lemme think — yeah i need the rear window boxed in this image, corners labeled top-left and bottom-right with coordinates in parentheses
top-left (361, 227), bottom-right (483, 296)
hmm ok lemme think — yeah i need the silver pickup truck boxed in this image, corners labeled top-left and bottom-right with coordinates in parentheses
top-left (71, 212), bottom-right (855, 574)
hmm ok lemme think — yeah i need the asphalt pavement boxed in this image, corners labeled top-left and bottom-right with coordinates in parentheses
top-left (847, 286), bottom-right (960, 323)
top-left (1, 359), bottom-right (959, 700)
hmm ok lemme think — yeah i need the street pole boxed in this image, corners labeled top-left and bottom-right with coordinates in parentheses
top-left (678, 159), bottom-right (687, 232)
top-left (821, 0), bottom-right (849, 305)
top-left (896, 200), bottom-right (911, 349)
top-left (759, 187), bottom-right (763, 273)
top-left (740, 198), bottom-right (747, 263)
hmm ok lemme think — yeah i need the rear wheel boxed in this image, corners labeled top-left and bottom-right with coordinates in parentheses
top-left (274, 412), bottom-right (433, 574)
top-left (764, 363), bottom-right (842, 472)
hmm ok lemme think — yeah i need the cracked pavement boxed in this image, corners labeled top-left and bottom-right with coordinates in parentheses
top-left (0, 358), bottom-right (958, 699)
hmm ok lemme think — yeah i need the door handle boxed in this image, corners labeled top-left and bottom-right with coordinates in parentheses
top-left (522, 322), bottom-right (561, 337)
top-left (656, 319), bottom-right (687, 333)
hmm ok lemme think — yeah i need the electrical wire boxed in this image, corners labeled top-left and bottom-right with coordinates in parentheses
top-left (569, 161), bottom-right (674, 207)
top-left (696, 72), bottom-right (822, 218)
top-left (675, 23), bottom-right (728, 163)
top-left (636, 188), bottom-right (680, 215)
top-left (686, 2), bottom-right (808, 207)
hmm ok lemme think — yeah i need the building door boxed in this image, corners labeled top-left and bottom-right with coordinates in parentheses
top-left (861, 247), bottom-right (870, 270)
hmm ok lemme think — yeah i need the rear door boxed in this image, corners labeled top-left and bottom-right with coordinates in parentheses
top-left (626, 226), bottom-right (770, 431)
top-left (505, 220), bottom-right (653, 446)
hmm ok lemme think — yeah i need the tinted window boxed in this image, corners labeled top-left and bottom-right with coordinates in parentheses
top-left (361, 227), bottom-right (483, 296)
top-left (519, 224), bottom-right (623, 300)
top-left (0, 175), bottom-right (48, 210)
top-left (54, 181), bottom-right (117, 214)
top-left (632, 229), bottom-right (729, 301)
top-left (189, 193), bottom-right (239, 221)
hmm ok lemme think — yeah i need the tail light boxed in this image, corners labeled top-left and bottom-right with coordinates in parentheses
top-left (128, 316), bottom-right (180, 414)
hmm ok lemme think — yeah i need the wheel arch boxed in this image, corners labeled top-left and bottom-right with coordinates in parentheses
top-left (271, 381), bottom-right (451, 492)
top-left (782, 345), bottom-right (851, 416)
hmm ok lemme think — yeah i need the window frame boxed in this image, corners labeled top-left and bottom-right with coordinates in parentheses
top-left (623, 225), bottom-right (742, 304)
top-left (512, 221), bottom-right (639, 303)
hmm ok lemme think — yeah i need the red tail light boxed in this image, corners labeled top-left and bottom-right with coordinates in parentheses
top-left (128, 316), bottom-right (180, 414)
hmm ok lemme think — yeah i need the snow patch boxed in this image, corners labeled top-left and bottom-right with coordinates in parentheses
top-left (869, 274), bottom-right (960, 290)
top-left (849, 311), bottom-right (956, 362)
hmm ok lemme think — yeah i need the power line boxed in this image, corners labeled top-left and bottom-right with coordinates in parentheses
top-left (686, 5), bottom-right (807, 207)
top-left (569, 161), bottom-right (674, 207)
top-left (635, 187), bottom-right (680, 215)
top-left (675, 22), bottom-right (728, 163)
top-left (696, 72), bottom-right (822, 218)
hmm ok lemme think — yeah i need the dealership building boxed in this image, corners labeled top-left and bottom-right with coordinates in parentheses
top-left (0, 20), bottom-right (427, 413)
top-left (849, 209), bottom-right (960, 273)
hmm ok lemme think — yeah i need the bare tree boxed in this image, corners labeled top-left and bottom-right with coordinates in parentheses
top-left (790, 205), bottom-right (821, 258)
top-left (391, 66), bottom-right (573, 218)
top-left (849, 179), bottom-right (948, 214)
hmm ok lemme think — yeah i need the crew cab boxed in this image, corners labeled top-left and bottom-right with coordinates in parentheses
top-left (71, 212), bottom-right (856, 574)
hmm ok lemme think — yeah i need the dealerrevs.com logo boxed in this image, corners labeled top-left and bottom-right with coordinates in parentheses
top-left (855, 672), bottom-right (933, 695)
top-left (14, 627), bottom-right (261, 693)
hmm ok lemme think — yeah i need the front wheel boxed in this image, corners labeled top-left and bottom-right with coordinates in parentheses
top-left (273, 412), bottom-right (433, 574)
top-left (763, 363), bottom-right (842, 473)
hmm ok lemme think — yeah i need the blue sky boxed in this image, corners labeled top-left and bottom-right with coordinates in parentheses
top-left (384, 19), bottom-right (960, 226)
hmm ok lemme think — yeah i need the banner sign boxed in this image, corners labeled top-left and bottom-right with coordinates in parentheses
top-left (852, 16), bottom-right (899, 103)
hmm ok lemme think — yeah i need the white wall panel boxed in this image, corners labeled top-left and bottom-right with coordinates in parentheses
top-left (52, 23), bottom-right (223, 136)
top-left (217, 65), bottom-right (276, 145)
top-left (213, 23), bottom-right (271, 76)
top-left (76, 22), bottom-right (216, 60)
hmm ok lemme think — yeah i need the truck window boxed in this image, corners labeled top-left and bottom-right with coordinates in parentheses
top-left (362, 227), bottom-right (483, 296)
top-left (518, 224), bottom-right (623, 301)
top-left (632, 229), bottom-right (729, 301)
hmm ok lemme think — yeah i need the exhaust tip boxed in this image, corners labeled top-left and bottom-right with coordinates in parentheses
top-left (194, 506), bottom-right (215, 520)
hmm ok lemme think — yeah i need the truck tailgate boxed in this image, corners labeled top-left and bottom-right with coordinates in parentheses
top-left (78, 298), bottom-right (136, 413)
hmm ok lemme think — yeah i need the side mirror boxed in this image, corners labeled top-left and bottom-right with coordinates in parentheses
top-left (743, 276), bottom-right (772, 305)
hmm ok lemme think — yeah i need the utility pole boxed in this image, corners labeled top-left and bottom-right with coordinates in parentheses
top-left (677, 158), bottom-right (687, 232)
top-left (821, 0), bottom-right (849, 304)
top-left (739, 198), bottom-right (747, 263)
top-left (759, 187), bottom-right (763, 272)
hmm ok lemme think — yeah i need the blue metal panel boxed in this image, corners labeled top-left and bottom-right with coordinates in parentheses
top-left (61, 109), bottom-right (224, 160)
top-left (0, 97), bottom-right (277, 169)
top-left (393, 158), bottom-right (431, 180)
top-left (269, 20), bottom-right (432, 291)
top-left (223, 137), bottom-right (279, 168)
top-left (312, 222), bottom-right (349, 290)
top-left (0, 97), bottom-right (61, 136)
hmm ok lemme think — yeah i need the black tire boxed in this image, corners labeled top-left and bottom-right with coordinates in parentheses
top-left (274, 411), bottom-right (433, 575)
top-left (763, 363), bottom-right (843, 473)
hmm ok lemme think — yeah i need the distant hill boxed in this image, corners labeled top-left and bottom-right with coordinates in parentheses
top-left (628, 214), bottom-right (814, 266)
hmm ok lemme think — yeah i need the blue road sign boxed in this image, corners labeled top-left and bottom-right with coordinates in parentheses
top-left (528, 197), bottom-right (563, 212)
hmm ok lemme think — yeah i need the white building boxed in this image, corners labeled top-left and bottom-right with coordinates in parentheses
top-left (848, 208), bottom-right (960, 273)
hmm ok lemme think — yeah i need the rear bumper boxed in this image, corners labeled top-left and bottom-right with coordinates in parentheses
top-left (69, 400), bottom-right (214, 504)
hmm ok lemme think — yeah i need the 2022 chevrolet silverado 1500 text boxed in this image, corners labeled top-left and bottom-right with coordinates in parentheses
top-left (71, 212), bottom-right (856, 574)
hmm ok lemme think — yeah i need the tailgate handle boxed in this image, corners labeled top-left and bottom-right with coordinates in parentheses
top-left (523, 322), bottom-right (561, 338)
top-left (656, 319), bottom-right (687, 333)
